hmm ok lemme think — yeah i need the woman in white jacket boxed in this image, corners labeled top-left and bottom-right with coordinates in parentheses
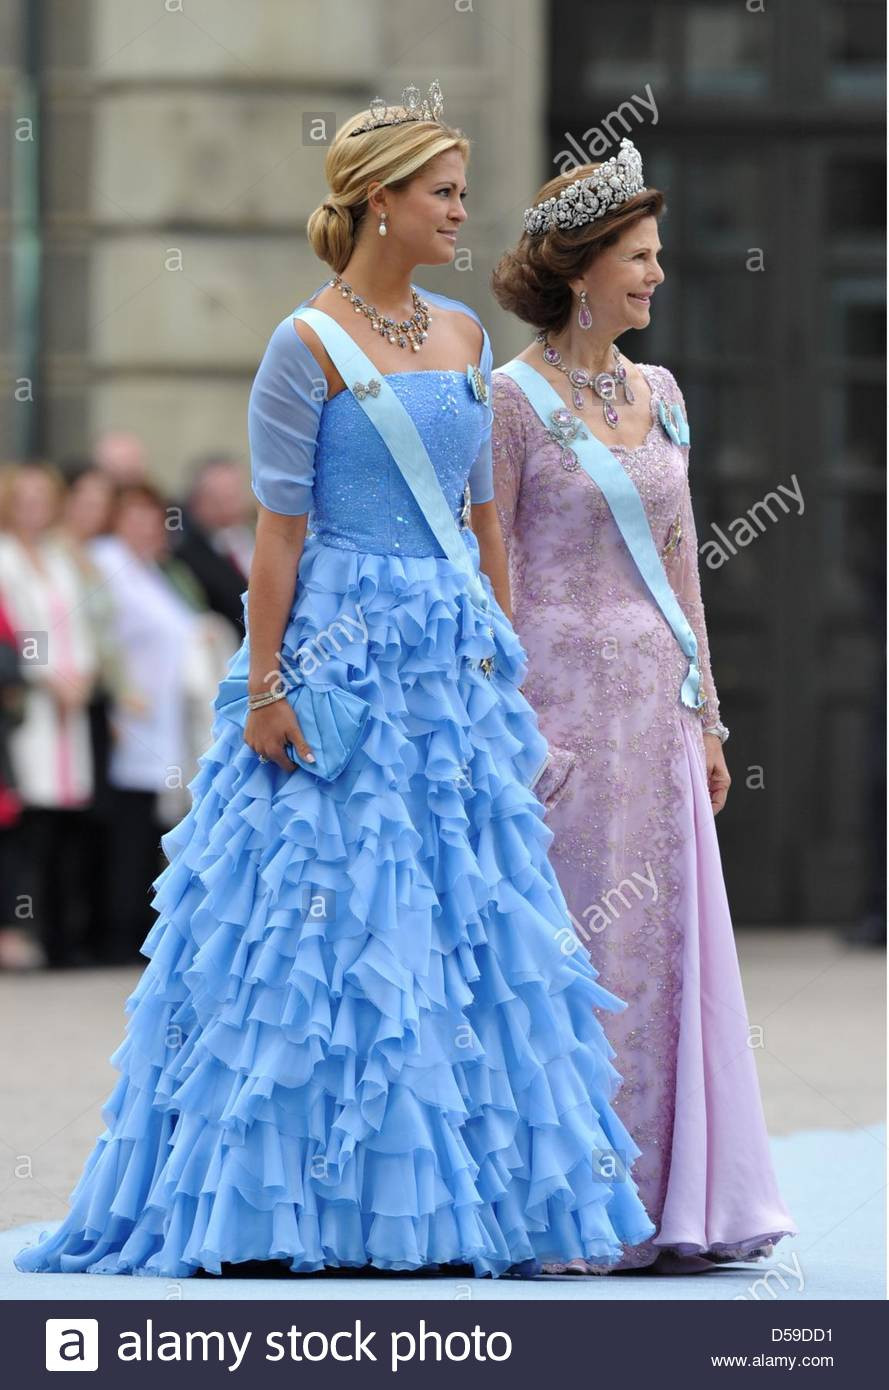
top-left (0, 461), bottom-right (98, 966)
top-left (88, 481), bottom-right (236, 963)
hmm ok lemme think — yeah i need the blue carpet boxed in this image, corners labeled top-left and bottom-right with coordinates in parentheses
top-left (1, 1126), bottom-right (883, 1301)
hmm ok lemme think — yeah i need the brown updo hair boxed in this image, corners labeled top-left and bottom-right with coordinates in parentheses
top-left (491, 162), bottom-right (666, 334)
top-left (307, 106), bottom-right (471, 274)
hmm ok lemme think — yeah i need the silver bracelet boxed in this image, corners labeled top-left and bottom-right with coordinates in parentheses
top-left (247, 687), bottom-right (287, 711)
top-left (703, 720), bottom-right (730, 744)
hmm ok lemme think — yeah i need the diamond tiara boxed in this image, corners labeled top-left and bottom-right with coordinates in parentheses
top-left (523, 138), bottom-right (647, 236)
top-left (348, 80), bottom-right (446, 137)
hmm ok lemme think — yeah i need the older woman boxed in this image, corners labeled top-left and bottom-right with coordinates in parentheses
top-left (486, 140), bottom-right (797, 1272)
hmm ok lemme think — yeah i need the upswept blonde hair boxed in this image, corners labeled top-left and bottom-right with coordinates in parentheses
top-left (307, 107), bottom-right (471, 273)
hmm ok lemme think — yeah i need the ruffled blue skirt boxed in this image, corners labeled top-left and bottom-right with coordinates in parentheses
top-left (14, 533), bottom-right (655, 1278)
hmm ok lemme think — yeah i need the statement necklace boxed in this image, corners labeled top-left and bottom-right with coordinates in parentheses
top-left (331, 275), bottom-right (431, 352)
top-left (536, 330), bottom-right (635, 428)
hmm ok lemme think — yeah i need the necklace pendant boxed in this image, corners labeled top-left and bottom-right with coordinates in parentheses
top-left (572, 387), bottom-right (585, 410)
top-left (623, 380), bottom-right (635, 404)
top-left (603, 401), bottom-right (619, 429)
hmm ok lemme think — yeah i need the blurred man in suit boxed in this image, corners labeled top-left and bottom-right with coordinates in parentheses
top-left (172, 453), bottom-right (255, 638)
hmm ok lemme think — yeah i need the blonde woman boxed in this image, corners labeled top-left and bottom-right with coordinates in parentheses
top-left (16, 86), bottom-right (654, 1279)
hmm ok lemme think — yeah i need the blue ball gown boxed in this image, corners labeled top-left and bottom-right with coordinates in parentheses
top-left (14, 281), bottom-right (655, 1278)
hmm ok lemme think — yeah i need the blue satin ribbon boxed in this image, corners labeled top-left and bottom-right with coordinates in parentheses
top-left (658, 397), bottom-right (691, 447)
top-left (497, 358), bottom-right (705, 712)
top-left (297, 308), bottom-right (490, 614)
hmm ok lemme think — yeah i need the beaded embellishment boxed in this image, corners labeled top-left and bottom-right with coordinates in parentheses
top-left (545, 406), bottom-right (589, 470)
top-left (466, 362), bottom-right (489, 404)
top-left (662, 513), bottom-right (683, 557)
top-left (352, 378), bottom-right (381, 401)
top-left (459, 482), bottom-right (472, 527)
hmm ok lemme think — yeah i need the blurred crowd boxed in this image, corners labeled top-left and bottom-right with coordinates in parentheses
top-left (0, 433), bottom-right (256, 972)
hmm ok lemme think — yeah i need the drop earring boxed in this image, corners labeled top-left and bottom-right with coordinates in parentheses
top-left (577, 288), bottom-right (592, 330)
top-left (378, 212), bottom-right (388, 237)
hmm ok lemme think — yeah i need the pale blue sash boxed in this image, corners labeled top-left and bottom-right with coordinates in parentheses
top-left (296, 307), bottom-right (490, 614)
top-left (497, 358), bottom-right (705, 711)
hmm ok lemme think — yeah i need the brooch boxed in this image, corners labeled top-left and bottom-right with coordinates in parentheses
top-left (662, 512), bottom-right (683, 557)
top-left (466, 362), bottom-right (489, 404)
top-left (546, 406), bottom-right (588, 470)
top-left (657, 399), bottom-right (690, 447)
top-left (352, 378), bottom-right (381, 401)
top-left (470, 626), bottom-right (497, 679)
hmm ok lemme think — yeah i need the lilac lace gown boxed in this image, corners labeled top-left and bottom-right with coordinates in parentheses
top-left (491, 363), bottom-right (798, 1269)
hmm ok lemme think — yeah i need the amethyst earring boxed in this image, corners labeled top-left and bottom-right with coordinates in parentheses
top-left (577, 289), bottom-right (592, 330)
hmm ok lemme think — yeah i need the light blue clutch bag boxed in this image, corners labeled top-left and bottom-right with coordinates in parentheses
top-left (214, 672), bottom-right (371, 782)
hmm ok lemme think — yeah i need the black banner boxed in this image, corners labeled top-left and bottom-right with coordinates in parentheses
top-left (4, 1297), bottom-right (884, 1385)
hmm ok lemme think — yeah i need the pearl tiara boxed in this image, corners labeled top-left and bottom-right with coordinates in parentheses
top-left (523, 138), bottom-right (647, 236)
top-left (348, 80), bottom-right (446, 137)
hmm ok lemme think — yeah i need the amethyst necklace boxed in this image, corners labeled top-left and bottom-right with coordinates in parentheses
top-left (535, 330), bottom-right (634, 429)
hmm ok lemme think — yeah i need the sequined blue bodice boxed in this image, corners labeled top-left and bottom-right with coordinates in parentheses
top-left (308, 369), bottom-right (485, 556)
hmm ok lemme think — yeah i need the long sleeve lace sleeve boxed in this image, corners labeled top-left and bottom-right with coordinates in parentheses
top-left (490, 371), bottom-right (527, 563)
top-left (660, 370), bottom-right (722, 731)
top-left (247, 317), bottom-right (325, 516)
